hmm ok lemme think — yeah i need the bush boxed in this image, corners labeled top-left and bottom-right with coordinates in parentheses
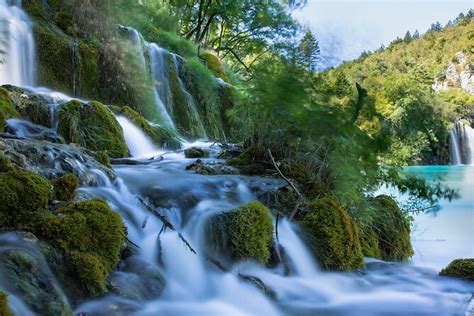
top-left (206, 201), bottom-right (274, 264)
top-left (299, 196), bottom-right (364, 271)
top-left (57, 100), bottom-right (129, 158)
top-left (440, 258), bottom-right (474, 281)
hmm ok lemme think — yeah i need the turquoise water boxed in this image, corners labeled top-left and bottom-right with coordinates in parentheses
top-left (406, 166), bottom-right (474, 270)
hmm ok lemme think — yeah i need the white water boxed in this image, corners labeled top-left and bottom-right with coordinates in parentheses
top-left (450, 121), bottom-right (474, 165)
top-left (0, 0), bottom-right (36, 86)
top-left (116, 115), bottom-right (162, 158)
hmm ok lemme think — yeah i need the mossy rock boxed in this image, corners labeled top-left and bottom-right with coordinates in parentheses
top-left (184, 147), bottom-right (210, 159)
top-left (111, 105), bottom-right (181, 149)
top-left (440, 258), bottom-right (474, 281)
top-left (200, 52), bottom-right (229, 82)
top-left (57, 100), bottom-right (129, 158)
top-left (0, 87), bottom-right (20, 133)
top-left (0, 164), bottom-right (53, 228)
top-left (229, 147), bottom-right (268, 175)
top-left (0, 292), bottom-right (13, 316)
top-left (206, 201), bottom-right (274, 264)
top-left (299, 196), bottom-right (364, 271)
top-left (362, 195), bottom-right (413, 261)
top-left (281, 162), bottom-right (328, 198)
top-left (53, 173), bottom-right (79, 202)
top-left (43, 199), bottom-right (125, 295)
top-left (91, 151), bottom-right (112, 168)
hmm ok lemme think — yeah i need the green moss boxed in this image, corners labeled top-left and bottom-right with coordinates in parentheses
top-left (43, 199), bottom-right (125, 295)
top-left (0, 167), bottom-right (53, 228)
top-left (0, 292), bottom-right (13, 316)
top-left (22, 0), bottom-right (48, 19)
top-left (77, 40), bottom-right (100, 98)
top-left (281, 162), bottom-right (328, 198)
top-left (363, 195), bottom-right (414, 261)
top-left (0, 155), bottom-right (15, 173)
top-left (184, 147), bottom-right (210, 159)
top-left (112, 105), bottom-right (181, 149)
top-left (149, 30), bottom-right (197, 58)
top-left (229, 147), bottom-right (267, 175)
top-left (57, 100), bottom-right (129, 158)
top-left (207, 201), bottom-right (273, 264)
top-left (200, 52), bottom-right (229, 82)
top-left (440, 258), bottom-right (474, 281)
top-left (92, 151), bottom-right (112, 168)
top-left (0, 87), bottom-right (20, 133)
top-left (53, 174), bottom-right (80, 202)
top-left (299, 196), bottom-right (364, 271)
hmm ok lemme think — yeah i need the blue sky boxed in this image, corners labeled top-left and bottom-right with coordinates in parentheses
top-left (293, 0), bottom-right (473, 69)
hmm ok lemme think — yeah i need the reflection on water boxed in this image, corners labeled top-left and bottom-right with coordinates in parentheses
top-left (406, 166), bottom-right (474, 270)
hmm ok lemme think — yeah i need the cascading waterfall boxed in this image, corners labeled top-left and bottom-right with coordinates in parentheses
top-left (116, 115), bottom-right (162, 158)
top-left (450, 121), bottom-right (474, 165)
top-left (0, 0), bottom-right (36, 86)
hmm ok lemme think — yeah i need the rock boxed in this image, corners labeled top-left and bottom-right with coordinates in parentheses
top-left (0, 137), bottom-right (115, 185)
top-left (206, 201), bottom-right (274, 265)
top-left (0, 232), bottom-right (72, 316)
top-left (6, 118), bottom-right (63, 143)
top-left (433, 52), bottom-right (474, 95)
top-left (53, 173), bottom-right (80, 202)
top-left (185, 159), bottom-right (238, 175)
top-left (298, 196), bottom-right (364, 271)
top-left (184, 147), bottom-right (210, 159)
top-left (440, 258), bottom-right (474, 282)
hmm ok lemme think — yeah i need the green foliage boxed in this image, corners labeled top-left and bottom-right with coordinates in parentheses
top-left (299, 196), bottom-right (364, 271)
top-left (440, 259), bottom-right (474, 281)
top-left (207, 201), bottom-right (274, 264)
top-left (200, 52), bottom-right (229, 82)
top-left (360, 195), bottom-right (413, 261)
top-left (296, 31), bottom-right (320, 71)
top-left (57, 100), bottom-right (129, 158)
top-left (0, 87), bottom-right (19, 133)
top-left (53, 174), bottom-right (80, 202)
top-left (228, 147), bottom-right (267, 175)
top-left (149, 30), bottom-right (197, 57)
top-left (0, 292), bottom-right (13, 316)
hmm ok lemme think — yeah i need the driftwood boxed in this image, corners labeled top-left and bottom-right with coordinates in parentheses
top-left (136, 196), bottom-right (196, 254)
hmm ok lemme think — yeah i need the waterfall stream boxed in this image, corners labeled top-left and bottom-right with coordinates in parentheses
top-left (450, 121), bottom-right (474, 165)
top-left (116, 116), bottom-right (162, 158)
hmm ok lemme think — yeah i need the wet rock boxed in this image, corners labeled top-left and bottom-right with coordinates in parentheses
top-left (0, 137), bottom-right (115, 185)
top-left (184, 147), bottom-right (210, 158)
top-left (185, 159), bottom-right (238, 175)
top-left (6, 118), bottom-right (64, 143)
top-left (0, 232), bottom-right (72, 316)
top-left (440, 258), bottom-right (474, 282)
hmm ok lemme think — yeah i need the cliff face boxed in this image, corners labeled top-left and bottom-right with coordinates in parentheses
top-left (433, 51), bottom-right (474, 95)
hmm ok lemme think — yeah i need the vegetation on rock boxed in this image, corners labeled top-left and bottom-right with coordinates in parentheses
top-left (299, 196), bottom-right (364, 271)
top-left (184, 147), bottom-right (210, 159)
top-left (206, 201), bottom-right (274, 264)
top-left (0, 292), bottom-right (12, 316)
top-left (440, 258), bottom-right (474, 281)
top-left (0, 87), bottom-right (19, 133)
top-left (57, 100), bottom-right (129, 158)
top-left (53, 173), bottom-right (80, 201)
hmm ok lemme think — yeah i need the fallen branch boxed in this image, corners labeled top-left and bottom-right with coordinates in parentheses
top-left (120, 231), bottom-right (140, 249)
top-left (0, 133), bottom-right (24, 140)
top-left (267, 149), bottom-right (303, 198)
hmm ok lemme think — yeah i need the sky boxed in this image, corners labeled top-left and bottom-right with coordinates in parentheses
top-left (293, 0), bottom-right (473, 69)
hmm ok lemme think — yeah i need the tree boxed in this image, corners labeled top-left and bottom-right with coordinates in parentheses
top-left (297, 31), bottom-right (320, 71)
top-left (403, 31), bottom-right (412, 42)
top-left (429, 22), bottom-right (442, 32)
top-left (413, 30), bottom-right (420, 39)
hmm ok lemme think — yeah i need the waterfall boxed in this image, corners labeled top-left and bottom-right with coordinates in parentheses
top-left (0, 0), bottom-right (36, 86)
top-left (450, 121), bottom-right (474, 165)
top-left (116, 115), bottom-right (162, 158)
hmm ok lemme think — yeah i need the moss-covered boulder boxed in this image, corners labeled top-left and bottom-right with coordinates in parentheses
top-left (360, 195), bottom-right (413, 261)
top-left (57, 100), bottom-right (129, 158)
top-left (43, 199), bottom-right (125, 295)
top-left (200, 52), bottom-right (229, 82)
top-left (0, 87), bottom-right (20, 133)
top-left (229, 147), bottom-right (267, 175)
top-left (299, 196), bottom-right (364, 271)
top-left (184, 147), bottom-right (210, 159)
top-left (53, 173), bottom-right (80, 202)
top-left (111, 105), bottom-right (181, 149)
top-left (440, 259), bottom-right (474, 281)
top-left (0, 292), bottom-right (13, 316)
top-left (206, 201), bottom-right (274, 264)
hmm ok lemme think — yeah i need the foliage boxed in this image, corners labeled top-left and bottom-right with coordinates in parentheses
top-left (439, 259), bottom-right (474, 281)
top-left (299, 196), bottom-right (364, 271)
top-left (57, 100), bottom-right (129, 158)
top-left (296, 31), bottom-right (320, 71)
top-left (206, 201), bottom-right (273, 264)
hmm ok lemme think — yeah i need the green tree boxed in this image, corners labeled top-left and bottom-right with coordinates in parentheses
top-left (297, 31), bottom-right (320, 71)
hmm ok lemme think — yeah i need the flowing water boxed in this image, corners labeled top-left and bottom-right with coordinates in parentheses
top-left (116, 116), bottom-right (162, 158)
top-left (0, 0), bottom-right (36, 86)
top-left (450, 121), bottom-right (474, 165)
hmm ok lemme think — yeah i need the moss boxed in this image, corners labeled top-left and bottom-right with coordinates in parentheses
top-left (92, 151), bottom-right (111, 168)
top-left (229, 147), bottom-right (267, 175)
top-left (53, 174), bottom-right (80, 202)
top-left (111, 105), bottom-right (181, 149)
top-left (184, 147), bottom-right (210, 159)
top-left (200, 52), bottom-right (229, 82)
top-left (149, 30), bottom-right (197, 58)
top-left (77, 40), bottom-right (100, 98)
top-left (0, 167), bottom-right (53, 228)
top-left (440, 259), bottom-right (474, 281)
top-left (22, 0), bottom-right (48, 19)
top-left (0, 87), bottom-right (20, 133)
top-left (281, 162), bottom-right (328, 198)
top-left (57, 100), bottom-right (129, 158)
top-left (43, 199), bottom-right (125, 295)
top-left (0, 155), bottom-right (15, 173)
top-left (0, 292), bottom-right (13, 316)
top-left (206, 201), bottom-right (273, 264)
top-left (2, 85), bottom-right (50, 127)
top-left (363, 195), bottom-right (414, 261)
top-left (299, 196), bottom-right (364, 271)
